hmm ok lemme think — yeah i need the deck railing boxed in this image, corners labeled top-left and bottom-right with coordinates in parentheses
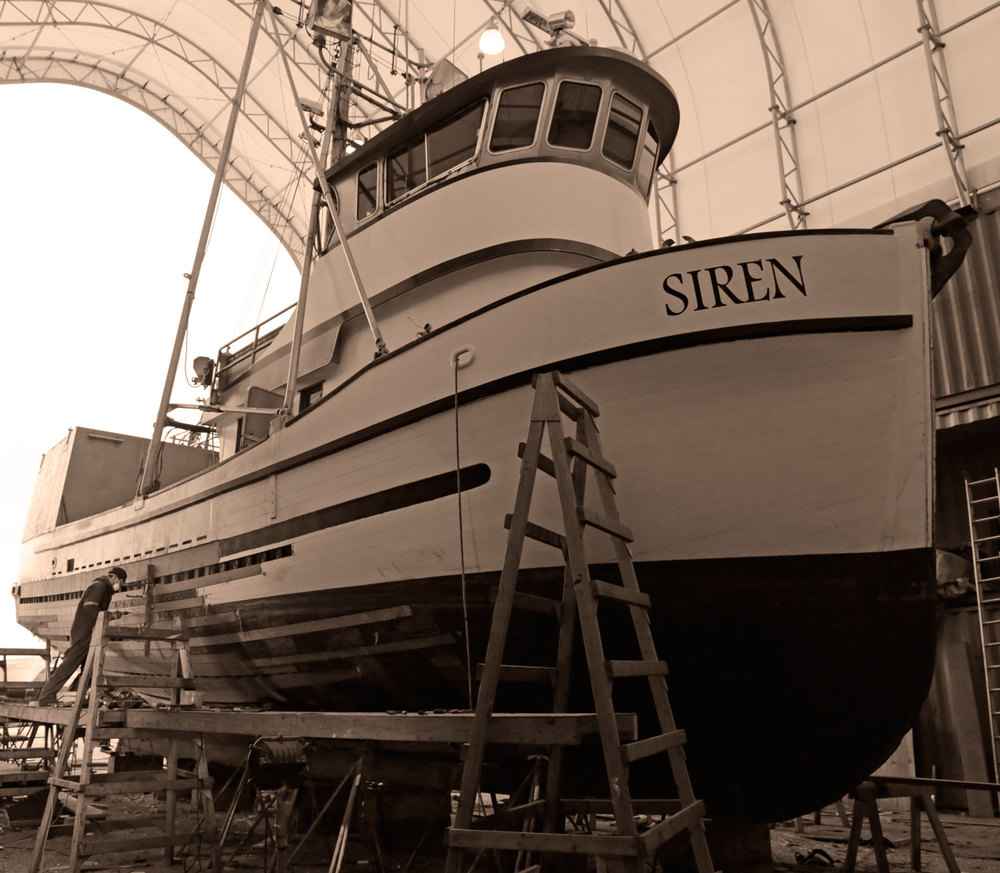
top-left (216, 303), bottom-right (295, 385)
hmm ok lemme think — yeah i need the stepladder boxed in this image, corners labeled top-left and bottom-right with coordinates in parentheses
top-left (446, 370), bottom-right (715, 873)
top-left (29, 611), bottom-right (223, 873)
top-left (965, 469), bottom-right (1000, 783)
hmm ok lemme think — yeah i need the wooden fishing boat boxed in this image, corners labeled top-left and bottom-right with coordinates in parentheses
top-left (13, 45), bottom-right (969, 821)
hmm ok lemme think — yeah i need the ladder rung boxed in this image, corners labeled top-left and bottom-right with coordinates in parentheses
top-left (517, 442), bottom-right (556, 478)
top-left (968, 474), bottom-right (1000, 486)
top-left (970, 496), bottom-right (1000, 504)
top-left (565, 437), bottom-right (617, 478)
top-left (975, 533), bottom-right (1000, 544)
top-left (973, 514), bottom-right (1000, 523)
top-left (590, 579), bottom-right (651, 608)
top-left (622, 729), bottom-right (686, 763)
top-left (552, 371), bottom-right (600, 417)
top-left (0, 647), bottom-right (49, 657)
top-left (0, 748), bottom-right (54, 760)
top-left (505, 515), bottom-right (567, 550)
top-left (512, 591), bottom-right (562, 618)
top-left (607, 660), bottom-right (669, 679)
top-left (578, 507), bottom-right (633, 542)
top-left (477, 664), bottom-right (557, 683)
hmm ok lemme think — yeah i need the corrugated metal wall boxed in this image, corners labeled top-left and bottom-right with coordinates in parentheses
top-left (933, 207), bottom-right (1000, 414)
top-left (933, 205), bottom-right (1000, 546)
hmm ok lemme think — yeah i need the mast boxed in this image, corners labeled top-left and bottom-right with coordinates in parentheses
top-left (279, 37), bottom-right (354, 419)
top-left (137, 0), bottom-right (265, 497)
top-left (267, 2), bottom-right (388, 358)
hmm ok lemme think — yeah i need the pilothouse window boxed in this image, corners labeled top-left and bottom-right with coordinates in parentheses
top-left (603, 93), bottom-right (642, 168)
top-left (490, 83), bottom-right (544, 152)
top-left (387, 140), bottom-right (428, 201)
top-left (427, 101), bottom-right (485, 179)
top-left (357, 163), bottom-right (378, 219)
top-left (548, 81), bottom-right (602, 150)
top-left (637, 120), bottom-right (660, 196)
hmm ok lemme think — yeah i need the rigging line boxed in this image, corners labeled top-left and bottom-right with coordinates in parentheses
top-left (452, 350), bottom-right (474, 711)
top-left (254, 245), bottom-right (281, 324)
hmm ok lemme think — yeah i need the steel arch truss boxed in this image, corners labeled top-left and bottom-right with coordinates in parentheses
top-left (746, 0), bottom-right (807, 230)
top-left (916, 0), bottom-right (974, 207)
top-left (0, 0), bottom-right (349, 268)
top-left (0, 52), bottom-right (309, 264)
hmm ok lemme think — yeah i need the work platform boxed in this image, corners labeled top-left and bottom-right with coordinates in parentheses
top-left (0, 699), bottom-right (637, 745)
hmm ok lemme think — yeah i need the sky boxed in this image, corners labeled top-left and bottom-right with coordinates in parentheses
top-left (0, 83), bottom-right (302, 647)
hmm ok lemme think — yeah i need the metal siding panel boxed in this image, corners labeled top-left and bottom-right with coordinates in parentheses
top-left (933, 208), bottom-right (1000, 400)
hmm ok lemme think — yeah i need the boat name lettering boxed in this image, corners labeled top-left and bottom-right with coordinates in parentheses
top-left (662, 255), bottom-right (806, 317)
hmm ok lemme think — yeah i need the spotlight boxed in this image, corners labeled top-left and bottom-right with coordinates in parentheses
top-left (479, 20), bottom-right (506, 55)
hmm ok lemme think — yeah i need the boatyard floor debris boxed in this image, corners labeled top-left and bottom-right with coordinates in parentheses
top-left (1, 796), bottom-right (998, 871)
top-left (771, 809), bottom-right (1000, 873)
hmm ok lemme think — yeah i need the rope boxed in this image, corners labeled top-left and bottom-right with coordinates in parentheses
top-left (453, 350), bottom-right (474, 710)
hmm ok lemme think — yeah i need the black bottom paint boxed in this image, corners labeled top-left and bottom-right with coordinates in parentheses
top-left (188, 547), bottom-right (935, 823)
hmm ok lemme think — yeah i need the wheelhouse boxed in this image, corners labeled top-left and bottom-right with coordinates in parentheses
top-left (321, 46), bottom-right (680, 241)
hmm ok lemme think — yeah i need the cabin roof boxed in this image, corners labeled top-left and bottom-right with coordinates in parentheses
top-left (326, 46), bottom-right (680, 183)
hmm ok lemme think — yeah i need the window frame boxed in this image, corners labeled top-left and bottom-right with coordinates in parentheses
top-left (318, 186), bottom-right (341, 251)
top-left (545, 78), bottom-right (604, 153)
top-left (298, 382), bottom-right (324, 414)
top-left (385, 138), bottom-right (429, 205)
top-left (636, 118), bottom-right (661, 198)
top-left (601, 91), bottom-right (644, 171)
top-left (487, 80), bottom-right (547, 155)
top-left (356, 161), bottom-right (380, 222)
top-left (426, 99), bottom-right (487, 182)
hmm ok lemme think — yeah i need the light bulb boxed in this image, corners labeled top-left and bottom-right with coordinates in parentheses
top-left (479, 24), bottom-right (505, 55)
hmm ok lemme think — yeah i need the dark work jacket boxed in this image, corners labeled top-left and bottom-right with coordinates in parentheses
top-left (70, 577), bottom-right (114, 644)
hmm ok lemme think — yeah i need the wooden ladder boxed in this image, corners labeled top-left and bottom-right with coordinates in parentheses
top-left (965, 469), bottom-right (1000, 782)
top-left (29, 611), bottom-right (223, 873)
top-left (446, 371), bottom-right (715, 873)
top-left (0, 645), bottom-right (54, 800)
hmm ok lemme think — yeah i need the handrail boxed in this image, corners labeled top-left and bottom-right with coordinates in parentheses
top-left (216, 303), bottom-right (296, 380)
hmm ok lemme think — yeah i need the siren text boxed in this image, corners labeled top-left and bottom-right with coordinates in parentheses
top-left (663, 255), bottom-right (806, 316)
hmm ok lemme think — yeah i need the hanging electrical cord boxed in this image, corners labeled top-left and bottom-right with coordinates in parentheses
top-left (452, 349), bottom-right (474, 710)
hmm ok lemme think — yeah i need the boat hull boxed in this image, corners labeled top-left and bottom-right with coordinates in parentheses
top-left (17, 225), bottom-right (937, 822)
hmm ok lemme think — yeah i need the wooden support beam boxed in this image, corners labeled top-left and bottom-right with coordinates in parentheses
top-left (121, 709), bottom-right (638, 745)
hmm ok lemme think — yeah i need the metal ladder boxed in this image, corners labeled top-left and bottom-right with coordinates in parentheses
top-left (445, 371), bottom-right (714, 873)
top-left (965, 469), bottom-right (1000, 782)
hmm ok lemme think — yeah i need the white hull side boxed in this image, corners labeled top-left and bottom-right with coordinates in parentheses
top-left (17, 224), bottom-right (932, 643)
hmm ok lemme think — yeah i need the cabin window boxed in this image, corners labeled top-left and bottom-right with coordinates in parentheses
top-left (636, 120), bottom-right (660, 196)
top-left (319, 189), bottom-right (340, 250)
top-left (387, 139), bottom-right (428, 201)
top-left (427, 101), bottom-right (485, 179)
top-left (299, 382), bottom-right (323, 412)
top-left (602, 93), bottom-right (642, 169)
top-left (548, 81), bottom-right (602, 150)
top-left (490, 82), bottom-right (544, 152)
top-left (357, 163), bottom-right (379, 219)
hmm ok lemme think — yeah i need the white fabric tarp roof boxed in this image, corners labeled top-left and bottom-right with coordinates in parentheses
top-left (2, 0), bottom-right (998, 267)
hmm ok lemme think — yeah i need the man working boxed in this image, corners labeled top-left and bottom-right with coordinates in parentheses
top-left (35, 566), bottom-right (127, 705)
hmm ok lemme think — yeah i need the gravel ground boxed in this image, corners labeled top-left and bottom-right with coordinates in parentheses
top-left (1, 794), bottom-right (998, 872)
top-left (770, 807), bottom-right (1000, 873)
